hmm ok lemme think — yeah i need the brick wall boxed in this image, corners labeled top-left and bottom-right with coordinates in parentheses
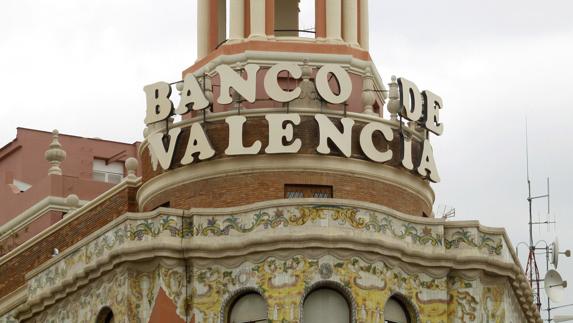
top-left (0, 186), bottom-right (137, 299)
top-left (143, 171), bottom-right (432, 217)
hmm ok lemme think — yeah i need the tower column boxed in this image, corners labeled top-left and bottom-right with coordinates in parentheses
top-left (197, 0), bottom-right (210, 59)
top-left (326, 0), bottom-right (342, 42)
top-left (315, 0), bottom-right (327, 38)
top-left (342, 0), bottom-right (358, 46)
top-left (250, 0), bottom-right (266, 39)
top-left (229, 0), bottom-right (245, 40)
top-left (359, 0), bottom-right (369, 50)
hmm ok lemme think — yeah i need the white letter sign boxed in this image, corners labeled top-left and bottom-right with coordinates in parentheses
top-left (359, 122), bottom-right (394, 163)
top-left (175, 74), bottom-right (210, 114)
top-left (315, 114), bottom-right (355, 157)
top-left (180, 123), bottom-right (215, 164)
top-left (148, 128), bottom-right (181, 171)
top-left (315, 64), bottom-right (352, 104)
top-left (397, 77), bottom-right (422, 122)
top-left (216, 64), bottom-right (260, 104)
top-left (144, 82), bottom-right (173, 125)
top-left (422, 90), bottom-right (444, 135)
top-left (265, 114), bottom-right (302, 154)
top-left (264, 63), bottom-right (302, 103)
top-left (225, 116), bottom-right (262, 155)
top-left (417, 139), bottom-right (440, 182)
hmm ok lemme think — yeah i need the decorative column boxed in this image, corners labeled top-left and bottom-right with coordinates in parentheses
top-left (197, 0), bottom-right (210, 59)
top-left (342, 0), bottom-right (358, 46)
top-left (249, 0), bottom-right (266, 39)
top-left (326, 0), bottom-right (342, 42)
top-left (359, 0), bottom-right (369, 50)
top-left (315, 0), bottom-right (327, 38)
top-left (361, 67), bottom-right (376, 115)
top-left (44, 129), bottom-right (66, 175)
top-left (229, 0), bottom-right (245, 41)
top-left (387, 76), bottom-right (400, 122)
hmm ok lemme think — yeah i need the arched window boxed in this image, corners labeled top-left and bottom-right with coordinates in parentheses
top-left (384, 297), bottom-right (411, 323)
top-left (228, 292), bottom-right (268, 323)
top-left (303, 288), bottom-right (350, 323)
top-left (95, 307), bottom-right (114, 323)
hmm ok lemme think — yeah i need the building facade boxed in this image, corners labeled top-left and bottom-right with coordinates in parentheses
top-left (0, 1), bottom-right (541, 322)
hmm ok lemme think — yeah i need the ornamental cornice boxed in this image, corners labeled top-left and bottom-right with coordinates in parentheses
top-left (15, 199), bottom-right (539, 321)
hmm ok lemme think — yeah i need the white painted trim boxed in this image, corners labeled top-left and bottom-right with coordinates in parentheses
top-left (25, 207), bottom-right (179, 279)
top-left (186, 50), bottom-right (386, 102)
top-left (0, 197), bottom-right (87, 241)
top-left (0, 286), bottom-right (25, 317)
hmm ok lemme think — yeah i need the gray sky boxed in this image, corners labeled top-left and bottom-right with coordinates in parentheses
top-left (1, 0), bottom-right (573, 314)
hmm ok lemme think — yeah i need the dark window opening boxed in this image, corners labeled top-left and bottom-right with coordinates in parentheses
top-left (274, 0), bottom-right (315, 37)
top-left (96, 307), bottom-right (115, 323)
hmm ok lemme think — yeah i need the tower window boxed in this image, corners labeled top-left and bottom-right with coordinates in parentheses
top-left (303, 288), bottom-right (350, 323)
top-left (285, 184), bottom-right (332, 199)
top-left (227, 292), bottom-right (267, 323)
top-left (274, 0), bottom-right (315, 37)
top-left (384, 296), bottom-right (412, 323)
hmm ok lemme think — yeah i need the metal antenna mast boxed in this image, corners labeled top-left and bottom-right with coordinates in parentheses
top-left (523, 119), bottom-right (554, 319)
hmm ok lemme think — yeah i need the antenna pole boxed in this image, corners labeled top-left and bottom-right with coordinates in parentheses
top-left (524, 119), bottom-right (542, 311)
top-left (523, 120), bottom-right (556, 320)
top-left (526, 118), bottom-right (533, 247)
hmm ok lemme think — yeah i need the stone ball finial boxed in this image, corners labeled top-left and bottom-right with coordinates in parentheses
top-left (125, 157), bottom-right (139, 178)
top-left (45, 129), bottom-right (66, 175)
top-left (65, 194), bottom-right (80, 209)
top-left (175, 81), bottom-right (184, 92)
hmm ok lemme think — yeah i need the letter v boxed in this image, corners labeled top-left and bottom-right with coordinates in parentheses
top-left (148, 128), bottom-right (182, 171)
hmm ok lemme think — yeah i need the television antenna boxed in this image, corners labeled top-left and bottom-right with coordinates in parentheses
top-left (519, 120), bottom-right (571, 322)
top-left (436, 204), bottom-right (455, 220)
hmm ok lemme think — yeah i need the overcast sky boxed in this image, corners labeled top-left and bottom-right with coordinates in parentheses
top-left (1, 0), bottom-right (573, 314)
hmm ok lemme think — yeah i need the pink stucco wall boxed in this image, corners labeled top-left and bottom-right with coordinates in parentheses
top-left (0, 128), bottom-right (140, 225)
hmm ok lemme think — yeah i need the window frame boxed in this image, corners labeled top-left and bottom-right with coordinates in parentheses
top-left (284, 184), bottom-right (333, 199)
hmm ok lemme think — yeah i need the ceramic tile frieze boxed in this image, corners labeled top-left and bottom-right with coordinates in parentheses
top-left (0, 311), bottom-right (17, 323)
top-left (27, 269), bottom-right (128, 323)
top-left (27, 205), bottom-right (512, 305)
top-left (444, 227), bottom-right (505, 256)
top-left (193, 205), bottom-right (444, 247)
top-left (447, 276), bottom-right (479, 322)
top-left (27, 214), bottom-right (187, 300)
top-left (447, 276), bottom-right (527, 323)
top-left (191, 254), bottom-right (449, 323)
top-left (126, 264), bottom-right (189, 323)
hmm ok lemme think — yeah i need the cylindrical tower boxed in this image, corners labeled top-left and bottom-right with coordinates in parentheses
top-left (139, 0), bottom-right (435, 219)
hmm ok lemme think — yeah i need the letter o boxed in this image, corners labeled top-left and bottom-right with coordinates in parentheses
top-left (315, 64), bottom-right (352, 104)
